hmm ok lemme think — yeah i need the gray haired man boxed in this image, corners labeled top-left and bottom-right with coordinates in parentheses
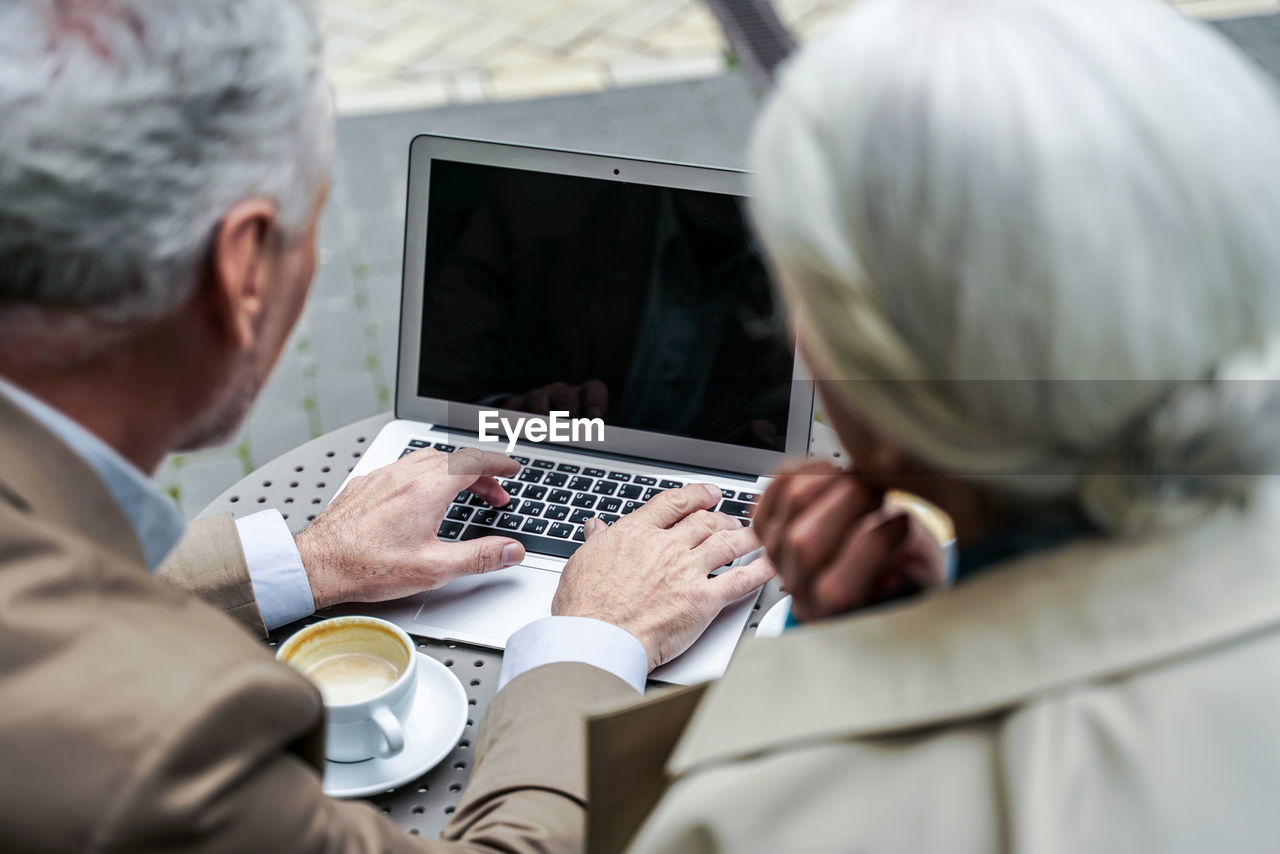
top-left (0, 1), bottom-right (770, 851)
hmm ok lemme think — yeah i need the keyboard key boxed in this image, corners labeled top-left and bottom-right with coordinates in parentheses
top-left (446, 505), bottom-right (473, 522)
top-left (599, 513), bottom-right (620, 526)
top-left (568, 476), bottom-right (594, 491)
top-left (618, 484), bottom-right (643, 499)
top-left (571, 493), bottom-right (597, 509)
top-left (570, 509), bottom-right (593, 524)
top-left (556, 463), bottom-right (581, 473)
top-left (438, 520), bottom-right (463, 539)
top-left (500, 499), bottom-right (521, 514)
top-left (522, 517), bottom-right (549, 535)
top-left (583, 467), bottom-right (606, 478)
top-left (518, 468), bottom-right (544, 483)
top-left (548, 489), bottom-right (572, 505)
top-left (512, 456), bottom-right (530, 465)
top-left (520, 501), bottom-right (546, 516)
top-left (718, 500), bottom-right (755, 518)
top-left (643, 488), bottom-right (661, 500)
top-left (545, 505), bottom-right (570, 521)
top-left (544, 472), bottom-right (568, 487)
top-left (548, 522), bottom-right (574, 539)
top-left (720, 490), bottom-right (736, 500)
top-left (497, 513), bottom-right (523, 531)
top-left (572, 526), bottom-right (586, 542)
top-left (454, 491), bottom-right (470, 504)
top-left (501, 480), bottom-right (522, 497)
top-left (622, 501), bottom-right (644, 514)
top-left (474, 509), bottom-right (498, 526)
top-left (659, 479), bottom-right (683, 489)
top-left (467, 493), bottom-right (489, 507)
top-left (399, 448), bottom-right (415, 459)
top-left (532, 459), bottom-right (555, 469)
top-left (608, 471), bottom-right (632, 482)
top-left (598, 497), bottom-right (621, 513)
top-left (459, 524), bottom-right (578, 559)
top-left (408, 439), bottom-right (430, 448)
top-left (523, 485), bottom-right (548, 500)
top-left (738, 492), bottom-right (761, 502)
top-left (592, 481), bottom-right (617, 496)
top-left (634, 475), bottom-right (656, 486)
top-left (434, 443), bottom-right (456, 452)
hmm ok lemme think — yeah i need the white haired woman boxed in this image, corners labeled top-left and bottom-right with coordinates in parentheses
top-left (615, 0), bottom-right (1280, 850)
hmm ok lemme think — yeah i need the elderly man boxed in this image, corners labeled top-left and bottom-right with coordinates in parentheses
top-left (0, 1), bottom-right (770, 851)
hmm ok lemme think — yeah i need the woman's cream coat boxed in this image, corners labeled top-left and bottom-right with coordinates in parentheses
top-left (590, 486), bottom-right (1280, 853)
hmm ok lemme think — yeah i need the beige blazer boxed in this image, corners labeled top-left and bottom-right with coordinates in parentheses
top-left (0, 393), bottom-right (634, 853)
top-left (588, 487), bottom-right (1280, 853)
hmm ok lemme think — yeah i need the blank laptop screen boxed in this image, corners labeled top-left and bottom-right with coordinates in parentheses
top-left (416, 159), bottom-right (795, 452)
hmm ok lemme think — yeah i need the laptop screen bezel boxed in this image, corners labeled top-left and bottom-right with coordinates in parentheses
top-left (397, 134), bottom-right (814, 478)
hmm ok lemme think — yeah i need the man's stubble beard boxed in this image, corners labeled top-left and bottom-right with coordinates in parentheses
top-left (171, 350), bottom-right (266, 452)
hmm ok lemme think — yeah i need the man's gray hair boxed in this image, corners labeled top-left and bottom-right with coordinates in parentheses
top-left (750, 0), bottom-right (1280, 534)
top-left (0, 0), bottom-right (332, 324)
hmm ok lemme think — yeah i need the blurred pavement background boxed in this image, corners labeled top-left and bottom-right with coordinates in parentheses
top-left (159, 0), bottom-right (1280, 517)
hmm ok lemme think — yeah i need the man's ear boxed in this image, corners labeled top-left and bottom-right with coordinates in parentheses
top-left (208, 198), bottom-right (279, 351)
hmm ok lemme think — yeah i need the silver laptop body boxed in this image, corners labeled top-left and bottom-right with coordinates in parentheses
top-left (336, 135), bottom-right (814, 684)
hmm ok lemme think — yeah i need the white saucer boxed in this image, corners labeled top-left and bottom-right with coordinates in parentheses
top-left (754, 596), bottom-right (793, 638)
top-left (324, 652), bottom-right (468, 798)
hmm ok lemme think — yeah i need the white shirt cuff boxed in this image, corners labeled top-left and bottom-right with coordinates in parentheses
top-left (236, 510), bottom-right (315, 631)
top-left (498, 616), bottom-right (648, 694)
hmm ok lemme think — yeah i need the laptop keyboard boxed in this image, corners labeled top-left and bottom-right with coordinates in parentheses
top-left (399, 440), bottom-right (758, 559)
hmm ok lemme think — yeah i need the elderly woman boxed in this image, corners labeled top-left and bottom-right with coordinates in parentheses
top-left (606, 0), bottom-right (1280, 850)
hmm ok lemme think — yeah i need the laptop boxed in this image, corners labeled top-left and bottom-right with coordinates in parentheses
top-left (335, 134), bottom-right (814, 684)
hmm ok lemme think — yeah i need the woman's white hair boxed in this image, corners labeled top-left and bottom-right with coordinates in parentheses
top-left (750, 0), bottom-right (1280, 534)
top-left (0, 0), bottom-right (332, 328)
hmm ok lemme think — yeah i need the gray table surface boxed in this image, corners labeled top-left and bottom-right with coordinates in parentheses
top-left (198, 412), bottom-right (815, 837)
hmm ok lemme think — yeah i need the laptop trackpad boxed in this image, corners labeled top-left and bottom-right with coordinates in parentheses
top-left (413, 565), bottom-right (558, 645)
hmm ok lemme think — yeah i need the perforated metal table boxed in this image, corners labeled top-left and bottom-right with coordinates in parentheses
top-left (198, 412), bottom-right (839, 836)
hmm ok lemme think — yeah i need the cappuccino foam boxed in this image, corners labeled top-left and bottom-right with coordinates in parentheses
top-left (307, 652), bottom-right (401, 704)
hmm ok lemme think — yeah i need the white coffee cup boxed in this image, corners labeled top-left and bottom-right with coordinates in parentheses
top-left (277, 615), bottom-right (418, 763)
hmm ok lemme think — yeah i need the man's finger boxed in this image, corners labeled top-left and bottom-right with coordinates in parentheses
top-left (808, 513), bottom-right (912, 618)
top-left (692, 526), bottom-right (760, 571)
top-left (428, 536), bottom-right (525, 577)
top-left (465, 475), bottom-right (509, 507)
top-left (708, 555), bottom-right (776, 604)
top-left (397, 447), bottom-right (446, 468)
top-left (583, 517), bottom-right (607, 539)
top-left (670, 509), bottom-right (741, 547)
top-left (632, 483), bottom-right (721, 528)
top-left (445, 448), bottom-right (521, 480)
top-left (583, 379), bottom-right (608, 419)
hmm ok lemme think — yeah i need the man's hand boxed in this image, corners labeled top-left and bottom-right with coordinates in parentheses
top-left (754, 461), bottom-right (946, 621)
top-left (296, 448), bottom-right (526, 610)
top-left (552, 484), bottom-right (775, 670)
